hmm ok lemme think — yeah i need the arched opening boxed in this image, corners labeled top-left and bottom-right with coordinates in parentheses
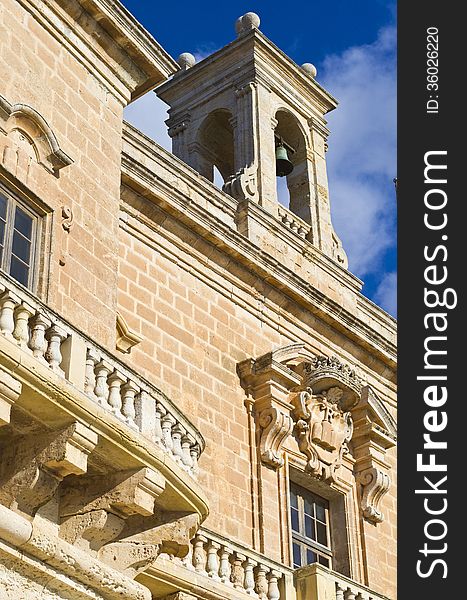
top-left (195, 110), bottom-right (235, 186)
top-left (274, 110), bottom-right (311, 222)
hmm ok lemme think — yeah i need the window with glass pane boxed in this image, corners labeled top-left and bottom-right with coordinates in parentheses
top-left (0, 189), bottom-right (38, 289)
top-left (290, 483), bottom-right (332, 569)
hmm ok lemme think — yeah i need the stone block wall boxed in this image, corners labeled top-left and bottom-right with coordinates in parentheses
top-left (0, 0), bottom-right (132, 349)
top-left (117, 183), bottom-right (397, 596)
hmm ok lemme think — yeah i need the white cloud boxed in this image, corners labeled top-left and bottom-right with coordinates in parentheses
top-left (320, 25), bottom-right (397, 289)
top-left (124, 92), bottom-right (171, 150)
top-left (374, 271), bottom-right (397, 317)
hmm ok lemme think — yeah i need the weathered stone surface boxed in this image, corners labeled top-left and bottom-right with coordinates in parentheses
top-left (0, 1), bottom-right (396, 598)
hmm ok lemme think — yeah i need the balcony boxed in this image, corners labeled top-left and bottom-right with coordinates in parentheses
top-left (139, 526), bottom-right (294, 600)
top-left (0, 270), bottom-right (208, 597)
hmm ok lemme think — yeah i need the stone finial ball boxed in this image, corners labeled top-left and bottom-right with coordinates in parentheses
top-left (177, 53), bottom-right (196, 70)
top-left (301, 63), bottom-right (318, 78)
top-left (236, 12), bottom-right (260, 35)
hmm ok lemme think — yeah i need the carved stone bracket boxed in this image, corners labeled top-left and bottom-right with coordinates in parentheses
top-left (0, 422), bottom-right (98, 514)
top-left (351, 386), bottom-right (397, 524)
top-left (60, 467), bottom-right (165, 520)
top-left (357, 466), bottom-right (390, 524)
top-left (58, 466), bottom-right (167, 575)
top-left (257, 406), bottom-right (293, 469)
top-left (238, 355), bottom-right (299, 470)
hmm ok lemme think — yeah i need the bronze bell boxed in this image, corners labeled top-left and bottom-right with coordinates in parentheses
top-left (275, 144), bottom-right (294, 177)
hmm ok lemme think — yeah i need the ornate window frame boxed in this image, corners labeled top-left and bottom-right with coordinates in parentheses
top-left (238, 343), bottom-right (397, 580)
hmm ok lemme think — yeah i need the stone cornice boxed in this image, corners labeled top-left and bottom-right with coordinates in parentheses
top-left (156, 29), bottom-right (337, 119)
top-left (70, 0), bottom-right (179, 97)
top-left (121, 123), bottom-right (396, 372)
top-left (18, 0), bottom-right (178, 103)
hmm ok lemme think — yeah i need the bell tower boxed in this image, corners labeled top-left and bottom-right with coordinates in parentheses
top-left (156, 12), bottom-right (347, 265)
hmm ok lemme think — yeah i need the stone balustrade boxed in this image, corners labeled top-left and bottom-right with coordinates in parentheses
top-left (277, 205), bottom-right (311, 239)
top-left (0, 272), bottom-right (203, 477)
top-left (159, 527), bottom-right (292, 600)
top-left (294, 563), bottom-right (389, 600)
top-left (332, 571), bottom-right (389, 600)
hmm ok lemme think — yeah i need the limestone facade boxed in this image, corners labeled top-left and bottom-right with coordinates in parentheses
top-left (0, 3), bottom-right (397, 600)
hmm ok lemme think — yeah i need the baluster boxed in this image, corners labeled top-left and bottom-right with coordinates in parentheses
top-left (206, 540), bottom-right (221, 580)
top-left (28, 313), bottom-right (50, 362)
top-left (336, 584), bottom-right (345, 600)
top-left (255, 565), bottom-right (270, 600)
top-left (13, 302), bottom-right (34, 350)
top-left (45, 325), bottom-right (67, 375)
top-left (344, 590), bottom-right (356, 600)
top-left (154, 402), bottom-right (166, 447)
top-left (171, 422), bottom-right (185, 463)
top-left (121, 380), bottom-right (138, 427)
top-left (267, 570), bottom-right (281, 600)
top-left (219, 546), bottom-right (233, 584)
top-left (161, 412), bottom-right (176, 453)
top-left (181, 432), bottom-right (194, 469)
top-left (84, 348), bottom-right (99, 397)
top-left (190, 443), bottom-right (200, 475)
top-left (94, 360), bottom-right (112, 407)
top-left (230, 553), bottom-right (246, 590)
top-left (0, 291), bottom-right (18, 339)
top-left (243, 557), bottom-right (257, 595)
top-left (192, 534), bottom-right (207, 573)
top-left (108, 370), bottom-right (125, 416)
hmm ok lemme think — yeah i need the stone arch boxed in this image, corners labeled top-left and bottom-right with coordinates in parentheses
top-left (5, 102), bottom-right (73, 174)
top-left (274, 108), bottom-right (312, 222)
top-left (195, 109), bottom-right (235, 184)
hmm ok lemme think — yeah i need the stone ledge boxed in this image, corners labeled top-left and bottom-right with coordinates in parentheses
top-left (18, 0), bottom-right (177, 103)
top-left (0, 504), bottom-right (152, 600)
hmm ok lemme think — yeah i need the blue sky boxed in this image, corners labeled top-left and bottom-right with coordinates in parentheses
top-left (121, 1), bottom-right (397, 317)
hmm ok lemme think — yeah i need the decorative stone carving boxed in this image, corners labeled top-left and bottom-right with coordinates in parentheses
top-left (177, 53), bottom-right (196, 70)
top-left (351, 386), bottom-right (396, 524)
top-left (357, 467), bottom-right (390, 524)
top-left (332, 231), bottom-right (348, 267)
top-left (61, 205), bottom-right (74, 232)
top-left (223, 164), bottom-right (258, 201)
top-left (257, 406), bottom-right (293, 469)
top-left (238, 356), bottom-right (299, 470)
top-left (0, 94), bottom-right (73, 174)
top-left (302, 355), bottom-right (363, 409)
top-left (59, 467), bottom-right (167, 572)
top-left (289, 356), bottom-right (363, 481)
top-left (291, 387), bottom-right (353, 480)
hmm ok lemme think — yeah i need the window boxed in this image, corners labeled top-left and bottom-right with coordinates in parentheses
top-left (0, 188), bottom-right (39, 289)
top-left (290, 483), bottom-right (332, 569)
